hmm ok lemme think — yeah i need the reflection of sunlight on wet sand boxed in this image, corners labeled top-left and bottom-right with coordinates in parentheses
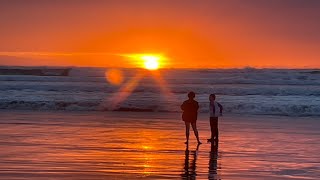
top-left (1, 112), bottom-right (320, 179)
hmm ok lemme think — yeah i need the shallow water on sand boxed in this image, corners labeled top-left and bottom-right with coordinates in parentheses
top-left (0, 111), bottom-right (319, 179)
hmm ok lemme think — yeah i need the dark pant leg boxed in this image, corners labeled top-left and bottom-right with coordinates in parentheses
top-left (215, 119), bottom-right (219, 143)
top-left (210, 117), bottom-right (219, 140)
top-left (210, 118), bottom-right (214, 139)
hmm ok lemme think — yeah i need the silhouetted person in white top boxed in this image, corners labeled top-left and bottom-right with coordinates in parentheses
top-left (208, 94), bottom-right (223, 144)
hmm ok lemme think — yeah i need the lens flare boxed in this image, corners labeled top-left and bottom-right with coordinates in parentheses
top-left (100, 54), bottom-right (173, 111)
top-left (106, 69), bottom-right (124, 85)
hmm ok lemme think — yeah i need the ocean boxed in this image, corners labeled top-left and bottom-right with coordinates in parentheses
top-left (1, 67), bottom-right (319, 116)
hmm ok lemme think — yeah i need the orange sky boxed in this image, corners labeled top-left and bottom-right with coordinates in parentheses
top-left (0, 1), bottom-right (319, 68)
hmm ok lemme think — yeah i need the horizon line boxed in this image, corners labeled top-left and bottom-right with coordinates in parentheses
top-left (0, 64), bottom-right (319, 70)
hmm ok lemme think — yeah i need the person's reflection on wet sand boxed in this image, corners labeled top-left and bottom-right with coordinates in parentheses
top-left (208, 142), bottom-right (221, 180)
top-left (181, 144), bottom-right (200, 179)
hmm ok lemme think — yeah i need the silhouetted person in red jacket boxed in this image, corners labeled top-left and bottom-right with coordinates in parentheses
top-left (181, 92), bottom-right (201, 144)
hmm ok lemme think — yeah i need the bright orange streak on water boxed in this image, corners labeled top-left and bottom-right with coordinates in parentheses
top-left (150, 70), bottom-right (176, 101)
top-left (104, 68), bottom-right (175, 111)
top-left (108, 71), bottom-right (145, 110)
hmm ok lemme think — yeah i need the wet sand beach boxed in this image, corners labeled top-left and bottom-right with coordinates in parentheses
top-left (0, 111), bottom-right (319, 179)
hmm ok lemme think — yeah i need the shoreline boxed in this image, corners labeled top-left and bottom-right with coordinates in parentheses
top-left (0, 110), bottom-right (319, 179)
top-left (2, 109), bottom-right (319, 120)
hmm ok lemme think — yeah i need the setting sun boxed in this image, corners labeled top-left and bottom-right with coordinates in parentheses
top-left (141, 55), bottom-right (160, 70)
top-left (126, 54), bottom-right (166, 70)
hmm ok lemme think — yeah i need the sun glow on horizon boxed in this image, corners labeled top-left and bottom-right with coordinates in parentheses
top-left (141, 55), bottom-right (160, 70)
top-left (125, 54), bottom-right (166, 70)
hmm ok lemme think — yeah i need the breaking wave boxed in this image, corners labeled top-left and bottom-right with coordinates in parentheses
top-left (1, 98), bottom-right (319, 117)
top-left (0, 67), bottom-right (320, 117)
